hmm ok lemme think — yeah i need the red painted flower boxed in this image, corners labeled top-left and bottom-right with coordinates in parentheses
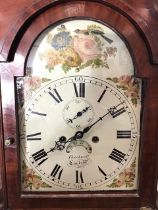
top-left (73, 34), bottom-right (100, 62)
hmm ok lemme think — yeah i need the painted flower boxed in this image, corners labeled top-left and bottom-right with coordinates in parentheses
top-left (118, 76), bottom-right (140, 99)
top-left (106, 47), bottom-right (117, 57)
top-left (25, 167), bottom-right (34, 178)
top-left (113, 172), bottom-right (126, 187)
top-left (108, 168), bottom-right (135, 188)
top-left (51, 31), bottom-right (72, 50)
top-left (62, 47), bottom-right (81, 67)
top-left (40, 49), bottom-right (63, 69)
top-left (119, 172), bottom-right (126, 179)
top-left (73, 34), bottom-right (101, 62)
top-left (125, 79), bottom-right (139, 98)
top-left (23, 173), bottom-right (42, 190)
top-left (107, 158), bottom-right (136, 188)
top-left (32, 176), bottom-right (43, 190)
top-left (39, 24), bottom-right (119, 73)
top-left (29, 77), bottom-right (42, 91)
top-left (22, 162), bottom-right (52, 190)
top-left (24, 76), bottom-right (42, 101)
top-left (124, 168), bottom-right (135, 182)
top-left (114, 177), bottom-right (125, 187)
top-left (119, 75), bottom-right (132, 86)
top-left (107, 75), bottom-right (140, 106)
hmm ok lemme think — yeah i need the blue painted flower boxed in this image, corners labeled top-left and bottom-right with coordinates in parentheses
top-left (51, 31), bottom-right (72, 50)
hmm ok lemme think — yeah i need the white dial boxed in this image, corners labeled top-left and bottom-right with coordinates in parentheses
top-left (20, 76), bottom-right (139, 190)
top-left (63, 98), bottom-right (94, 129)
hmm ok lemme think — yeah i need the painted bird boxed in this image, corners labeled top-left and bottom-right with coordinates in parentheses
top-left (74, 29), bottom-right (113, 44)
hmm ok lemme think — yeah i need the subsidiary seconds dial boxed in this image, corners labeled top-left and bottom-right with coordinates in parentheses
top-left (63, 98), bottom-right (94, 129)
top-left (20, 76), bottom-right (139, 190)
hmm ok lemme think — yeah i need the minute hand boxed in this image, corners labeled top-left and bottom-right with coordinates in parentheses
top-left (82, 102), bottom-right (124, 135)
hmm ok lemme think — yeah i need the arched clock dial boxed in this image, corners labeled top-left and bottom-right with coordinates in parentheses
top-left (20, 76), bottom-right (139, 190)
top-left (17, 19), bottom-right (141, 192)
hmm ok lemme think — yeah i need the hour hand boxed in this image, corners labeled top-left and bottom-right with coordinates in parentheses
top-left (48, 135), bottom-right (76, 153)
top-left (51, 140), bottom-right (66, 152)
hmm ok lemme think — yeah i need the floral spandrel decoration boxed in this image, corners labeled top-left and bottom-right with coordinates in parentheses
top-left (17, 75), bottom-right (51, 108)
top-left (40, 24), bottom-right (117, 73)
top-left (22, 161), bottom-right (51, 190)
top-left (107, 75), bottom-right (140, 107)
top-left (107, 158), bottom-right (136, 188)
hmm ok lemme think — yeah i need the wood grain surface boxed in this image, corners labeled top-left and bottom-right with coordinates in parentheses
top-left (0, 0), bottom-right (158, 210)
top-left (0, 0), bottom-right (158, 63)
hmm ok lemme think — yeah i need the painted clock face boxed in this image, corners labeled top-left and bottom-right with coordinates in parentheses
top-left (17, 19), bottom-right (141, 191)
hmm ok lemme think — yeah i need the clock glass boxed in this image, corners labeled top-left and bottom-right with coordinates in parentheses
top-left (16, 19), bottom-right (141, 191)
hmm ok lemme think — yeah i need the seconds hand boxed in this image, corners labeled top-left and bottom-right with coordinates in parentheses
top-left (68, 106), bottom-right (91, 123)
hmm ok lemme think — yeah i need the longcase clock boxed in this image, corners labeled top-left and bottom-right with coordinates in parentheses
top-left (0, 0), bottom-right (158, 210)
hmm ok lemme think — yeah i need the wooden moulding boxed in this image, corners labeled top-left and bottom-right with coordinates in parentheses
top-left (0, 0), bottom-right (158, 210)
top-left (0, 0), bottom-right (158, 64)
top-left (0, 82), bottom-right (7, 210)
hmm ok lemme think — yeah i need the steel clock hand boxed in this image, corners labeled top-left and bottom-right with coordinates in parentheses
top-left (47, 130), bottom-right (82, 153)
top-left (47, 102), bottom-right (124, 153)
top-left (67, 106), bottom-right (91, 123)
top-left (74, 102), bottom-right (124, 139)
top-left (74, 106), bottom-right (91, 119)
top-left (47, 136), bottom-right (75, 153)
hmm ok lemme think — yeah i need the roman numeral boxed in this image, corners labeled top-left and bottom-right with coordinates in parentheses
top-left (98, 166), bottom-right (107, 179)
top-left (76, 170), bottom-right (84, 183)
top-left (73, 83), bottom-right (85, 97)
top-left (32, 149), bottom-right (48, 165)
top-left (31, 111), bottom-right (47, 116)
top-left (27, 132), bottom-right (41, 141)
top-left (109, 107), bottom-right (126, 118)
top-left (50, 164), bottom-right (63, 180)
top-left (49, 88), bottom-right (63, 103)
top-left (117, 130), bottom-right (131, 138)
top-left (109, 148), bottom-right (126, 163)
top-left (97, 89), bottom-right (107, 103)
